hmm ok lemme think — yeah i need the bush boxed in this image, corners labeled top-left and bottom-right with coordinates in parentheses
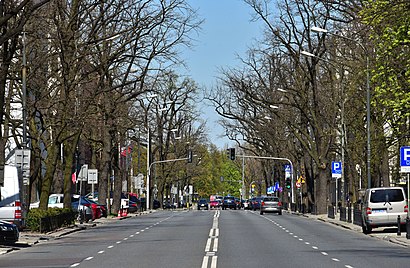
top-left (27, 207), bottom-right (76, 232)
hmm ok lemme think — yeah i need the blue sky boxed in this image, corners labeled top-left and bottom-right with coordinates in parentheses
top-left (183, 0), bottom-right (264, 149)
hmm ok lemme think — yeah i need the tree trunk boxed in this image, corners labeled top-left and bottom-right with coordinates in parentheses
top-left (63, 132), bottom-right (80, 208)
top-left (315, 166), bottom-right (330, 215)
top-left (39, 143), bottom-right (59, 210)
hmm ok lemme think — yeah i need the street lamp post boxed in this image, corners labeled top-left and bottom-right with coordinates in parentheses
top-left (311, 26), bottom-right (371, 189)
top-left (145, 94), bottom-right (158, 211)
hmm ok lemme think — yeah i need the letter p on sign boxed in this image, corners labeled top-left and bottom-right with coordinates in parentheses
top-left (400, 147), bottom-right (410, 172)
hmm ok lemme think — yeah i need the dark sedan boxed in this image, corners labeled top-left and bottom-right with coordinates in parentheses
top-left (197, 199), bottom-right (209, 210)
top-left (0, 220), bottom-right (19, 244)
top-left (222, 196), bottom-right (237, 210)
top-left (251, 196), bottom-right (263, 210)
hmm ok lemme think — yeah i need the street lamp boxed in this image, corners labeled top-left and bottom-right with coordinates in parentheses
top-left (145, 94), bottom-right (159, 210)
top-left (311, 26), bottom-right (371, 189)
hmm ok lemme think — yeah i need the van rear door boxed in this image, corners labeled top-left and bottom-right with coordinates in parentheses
top-left (0, 166), bottom-right (23, 227)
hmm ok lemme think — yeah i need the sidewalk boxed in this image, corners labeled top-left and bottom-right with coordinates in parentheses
top-left (0, 210), bottom-right (153, 255)
top-left (288, 210), bottom-right (410, 248)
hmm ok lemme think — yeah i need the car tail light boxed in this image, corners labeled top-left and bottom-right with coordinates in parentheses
top-left (278, 201), bottom-right (282, 207)
top-left (366, 207), bottom-right (372, 215)
top-left (405, 205), bottom-right (408, 213)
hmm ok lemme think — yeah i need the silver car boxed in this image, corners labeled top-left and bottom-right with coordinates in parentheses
top-left (260, 196), bottom-right (282, 215)
top-left (361, 187), bottom-right (408, 234)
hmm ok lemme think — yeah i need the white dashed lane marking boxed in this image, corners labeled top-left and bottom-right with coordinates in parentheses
top-left (258, 212), bottom-right (355, 268)
top-left (69, 213), bottom-right (179, 267)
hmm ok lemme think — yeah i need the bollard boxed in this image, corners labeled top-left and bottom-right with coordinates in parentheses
top-left (397, 215), bottom-right (401, 236)
top-left (79, 209), bottom-right (84, 224)
top-left (406, 217), bottom-right (410, 239)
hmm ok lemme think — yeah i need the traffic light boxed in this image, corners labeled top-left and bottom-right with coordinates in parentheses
top-left (285, 178), bottom-right (291, 189)
top-left (227, 148), bottom-right (235, 160)
top-left (187, 150), bottom-right (193, 163)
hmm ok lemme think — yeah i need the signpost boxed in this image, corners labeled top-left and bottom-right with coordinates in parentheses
top-left (88, 169), bottom-right (98, 199)
top-left (400, 146), bottom-right (410, 239)
top-left (15, 149), bottom-right (30, 185)
top-left (332, 161), bottom-right (342, 213)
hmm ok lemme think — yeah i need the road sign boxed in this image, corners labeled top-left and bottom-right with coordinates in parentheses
top-left (296, 182), bottom-right (301, 188)
top-left (400, 146), bottom-right (410, 172)
top-left (78, 164), bottom-right (88, 181)
top-left (87, 169), bottom-right (98, 184)
top-left (15, 149), bottom-right (31, 185)
top-left (332, 161), bottom-right (342, 178)
top-left (284, 164), bottom-right (291, 178)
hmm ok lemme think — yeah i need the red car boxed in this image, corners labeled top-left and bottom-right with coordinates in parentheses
top-left (210, 200), bottom-right (221, 209)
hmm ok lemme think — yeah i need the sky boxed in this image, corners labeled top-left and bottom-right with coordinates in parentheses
top-left (183, 0), bottom-right (264, 149)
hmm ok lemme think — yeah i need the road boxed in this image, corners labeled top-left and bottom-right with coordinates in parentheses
top-left (1, 209), bottom-right (409, 268)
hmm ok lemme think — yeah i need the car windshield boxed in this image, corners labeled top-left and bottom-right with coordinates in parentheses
top-left (224, 196), bottom-right (235, 200)
top-left (370, 189), bottom-right (404, 203)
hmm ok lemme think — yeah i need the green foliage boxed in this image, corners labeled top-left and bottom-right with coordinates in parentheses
top-left (361, 1), bottom-right (410, 124)
top-left (192, 146), bottom-right (242, 198)
top-left (27, 208), bottom-right (76, 232)
top-left (220, 160), bottom-right (242, 196)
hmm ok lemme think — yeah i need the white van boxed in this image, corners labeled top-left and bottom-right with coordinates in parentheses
top-left (361, 187), bottom-right (408, 234)
top-left (0, 165), bottom-right (24, 228)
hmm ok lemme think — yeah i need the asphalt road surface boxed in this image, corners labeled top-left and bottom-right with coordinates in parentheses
top-left (1, 209), bottom-right (409, 268)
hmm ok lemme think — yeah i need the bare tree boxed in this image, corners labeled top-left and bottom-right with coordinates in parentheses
top-left (20, 0), bottom-right (201, 213)
top-left (208, 0), bottom-right (348, 214)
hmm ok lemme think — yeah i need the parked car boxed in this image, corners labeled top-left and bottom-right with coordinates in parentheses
top-left (30, 193), bottom-right (64, 209)
top-left (128, 194), bottom-right (141, 213)
top-left (72, 195), bottom-right (102, 222)
top-left (243, 199), bottom-right (250, 210)
top-left (85, 192), bottom-right (129, 211)
top-left (0, 165), bottom-right (24, 228)
top-left (260, 196), bottom-right (282, 215)
top-left (163, 200), bottom-right (176, 209)
top-left (360, 187), bottom-right (408, 234)
top-left (153, 199), bottom-right (161, 209)
top-left (198, 199), bottom-right (209, 210)
top-left (222, 196), bottom-right (236, 210)
top-left (0, 220), bottom-right (19, 244)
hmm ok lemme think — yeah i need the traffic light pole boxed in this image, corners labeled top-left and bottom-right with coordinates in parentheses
top-left (237, 155), bottom-right (295, 204)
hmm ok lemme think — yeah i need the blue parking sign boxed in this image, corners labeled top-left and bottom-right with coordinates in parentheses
top-left (400, 146), bottom-right (410, 172)
top-left (332, 161), bottom-right (342, 178)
